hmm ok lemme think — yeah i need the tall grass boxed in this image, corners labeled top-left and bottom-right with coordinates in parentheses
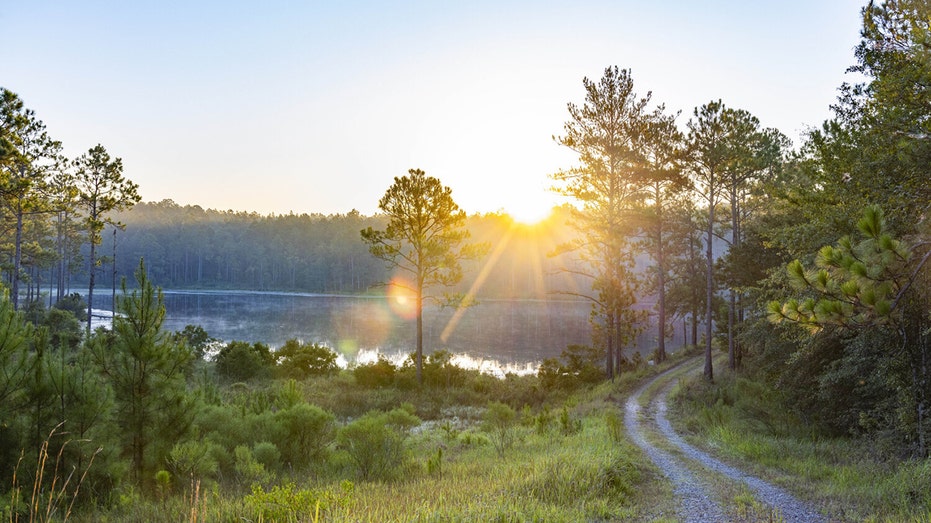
top-left (6, 423), bottom-right (100, 523)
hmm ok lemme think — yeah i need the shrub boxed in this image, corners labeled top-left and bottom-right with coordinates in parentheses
top-left (275, 339), bottom-right (339, 379)
top-left (244, 481), bottom-right (353, 522)
top-left (215, 341), bottom-right (274, 382)
top-left (167, 439), bottom-right (224, 488)
top-left (252, 441), bottom-right (281, 472)
top-left (273, 403), bottom-right (336, 468)
top-left (53, 293), bottom-right (88, 322)
top-left (337, 408), bottom-right (420, 480)
top-left (483, 401), bottom-right (518, 456)
top-left (423, 350), bottom-right (466, 389)
top-left (194, 404), bottom-right (243, 450)
top-left (353, 356), bottom-right (397, 388)
top-left (559, 406), bottom-right (583, 436)
top-left (175, 325), bottom-right (219, 360)
top-left (538, 345), bottom-right (603, 390)
top-left (234, 445), bottom-right (272, 486)
top-left (43, 308), bottom-right (83, 350)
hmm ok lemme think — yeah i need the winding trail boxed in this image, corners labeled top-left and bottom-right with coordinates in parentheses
top-left (625, 359), bottom-right (827, 522)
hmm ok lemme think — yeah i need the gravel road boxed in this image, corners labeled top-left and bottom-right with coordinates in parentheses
top-left (624, 362), bottom-right (827, 522)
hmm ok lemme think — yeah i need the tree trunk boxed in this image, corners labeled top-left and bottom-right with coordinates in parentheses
top-left (605, 312), bottom-right (615, 379)
top-left (12, 209), bottom-right (23, 310)
top-left (87, 239), bottom-right (96, 334)
top-left (657, 235), bottom-right (667, 362)
top-left (705, 195), bottom-right (715, 382)
top-left (728, 193), bottom-right (739, 370)
top-left (615, 311), bottom-right (623, 376)
top-left (728, 291), bottom-right (736, 370)
top-left (416, 283), bottom-right (424, 386)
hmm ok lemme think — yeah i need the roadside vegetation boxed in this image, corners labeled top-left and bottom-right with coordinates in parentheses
top-left (671, 354), bottom-right (931, 522)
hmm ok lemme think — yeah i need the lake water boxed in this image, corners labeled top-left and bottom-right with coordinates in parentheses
top-left (90, 290), bottom-right (682, 375)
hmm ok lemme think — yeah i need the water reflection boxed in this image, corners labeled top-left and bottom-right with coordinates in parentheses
top-left (93, 291), bottom-right (591, 365)
top-left (91, 290), bottom-right (685, 374)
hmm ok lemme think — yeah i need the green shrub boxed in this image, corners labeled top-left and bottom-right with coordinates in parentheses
top-left (423, 350), bottom-right (466, 389)
top-left (483, 401), bottom-right (518, 456)
top-left (52, 293), bottom-right (88, 322)
top-left (244, 481), bottom-right (353, 522)
top-left (353, 356), bottom-right (397, 388)
top-left (534, 406), bottom-right (554, 435)
top-left (559, 406), bottom-right (582, 436)
top-left (234, 445), bottom-right (272, 486)
top-left (195, 404), bottom-right (242, 450)
top-left (154, 469), bottom-right (171, 499)
top-left (539, 345), bottom-right (603, 390)
top-left (273, 403), bottom-right (336, 468)
top-left (167, 439), bottom-right (224, 488)
top-left (337, 408), bottom-right (420, 480)
top-left (215, 341), bottom-right (274, 382)
top-left (252, 441), bottom-right (281, 472)
top-left (275, 339), bottom-right (339, 379)
top-left (174, 324), bottom-right (219, 360)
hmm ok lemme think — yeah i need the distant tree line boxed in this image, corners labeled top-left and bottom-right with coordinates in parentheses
top-left (85, 200), bottom-right (589, 300)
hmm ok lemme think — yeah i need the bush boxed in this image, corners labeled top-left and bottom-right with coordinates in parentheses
top-left (234, 445), bottom-right (272, 486)
top-left (276, 339), bottom-right (339, 379)
top-left (167, 439), bottom-right (225, 489)
top-left (423, 350), bottom-right (466, 389)
top-left (353, 356), bottom-right (397, 388)
top-left (175, 325), bottom-right (219, 360)
top-left (273, 403), bottom-right (336, 468)
top-left (53, 293), bottom-right (88, 322)
top-left (215, 341), bottom-right (274, 381)
top-left (252, 441), bottom-right (281, 472)
top-left (538, 345), bottom-right (603, 390)
top-left (244, 481), bottom-right (353, 522)
top-left (43, 308), bottom-right (83, 350)
top-left (483, 401), bottom-right (518, 456)
top-left (337, 408), bottom-right (420, 480)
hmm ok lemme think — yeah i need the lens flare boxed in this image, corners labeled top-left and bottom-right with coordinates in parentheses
top-left (387, 277), bottom-right (418, 320)
top-left (331, 299), bottom-right (393, 358)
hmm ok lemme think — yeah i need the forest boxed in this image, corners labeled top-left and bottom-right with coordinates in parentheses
top-left (1, 1), bottom-right (930, 520)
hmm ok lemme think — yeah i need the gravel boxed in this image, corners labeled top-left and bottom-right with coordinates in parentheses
top-left (625, 372), bottom-right (727, 522)
top-left (624, 364), bottom-right (828, 522)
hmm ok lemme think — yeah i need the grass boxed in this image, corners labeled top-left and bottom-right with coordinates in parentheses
top-left (669, 356), bottom-right (931, 522)
top-left (312, 399), bottom-right (663, 521)
top-left (52, 358), bottom-right (688, 522)
top-left (4, 423), bottom-right (101, 523)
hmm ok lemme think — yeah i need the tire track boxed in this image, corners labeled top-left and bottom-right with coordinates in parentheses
top-left (624, 359), bottom-right (826, 522)
top-left (654, 383), bottom-right (826, 522)
top-left (625, 363), bottom-right (726, 522)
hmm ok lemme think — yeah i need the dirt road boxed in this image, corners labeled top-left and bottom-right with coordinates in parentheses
top-left (624, 359), bottom-right (826, 522)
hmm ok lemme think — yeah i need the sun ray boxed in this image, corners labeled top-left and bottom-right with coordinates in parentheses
top-left (440, 223), bottom-right (517, 343)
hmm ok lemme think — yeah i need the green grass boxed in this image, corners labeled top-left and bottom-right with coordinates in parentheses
top-left (52, 359), bottom-right (689, 522)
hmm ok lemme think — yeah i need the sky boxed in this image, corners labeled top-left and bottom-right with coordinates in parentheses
top-left (3, 1), bottom-right (867, 220)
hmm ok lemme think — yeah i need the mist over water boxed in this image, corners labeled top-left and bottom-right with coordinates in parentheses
top-left (91, 290), bottom-right (685, 375)
top-left (92, 291), bottom-right (587, 366)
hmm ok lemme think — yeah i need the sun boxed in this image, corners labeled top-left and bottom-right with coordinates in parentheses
top-left (506, 201), bottom-right (553, 226)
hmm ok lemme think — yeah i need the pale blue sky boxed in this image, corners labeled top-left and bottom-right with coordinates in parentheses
top-left (3, 1), bottom-right (866, 219)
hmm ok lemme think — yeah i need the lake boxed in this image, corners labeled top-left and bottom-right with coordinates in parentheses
top-left (90, 290), bottom-right (683, 375)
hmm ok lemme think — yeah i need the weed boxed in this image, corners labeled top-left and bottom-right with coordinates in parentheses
top-left (5, 423), bottom-right (100, 523)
